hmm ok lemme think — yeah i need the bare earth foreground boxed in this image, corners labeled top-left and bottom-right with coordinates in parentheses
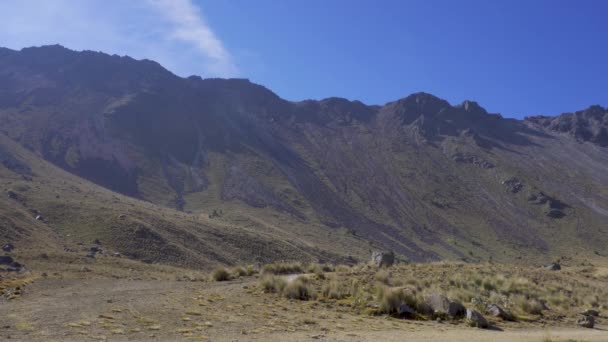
top-left (2, 273), bottom-right (607, 342)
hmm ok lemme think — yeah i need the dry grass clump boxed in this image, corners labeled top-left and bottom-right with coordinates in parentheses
top-left (260, 275), bottom-right (287, 293)
top-left (321, 279), bottom-right (348, 299)
top-left (211, 267), bottom-right (231, 281)
top-left (233, 267), bottom-right (247, 277)
top-left (376, 286), bottom-right (421, 315)
top-left (262, 262), bottom-right (303, 275)
top-left (283, 276), bottom-right (314, 300)
top-left (512, 295), bottom-right (545, 315)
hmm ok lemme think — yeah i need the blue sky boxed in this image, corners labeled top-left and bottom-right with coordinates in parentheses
top-left (0, 0), bottom-right (606, 118)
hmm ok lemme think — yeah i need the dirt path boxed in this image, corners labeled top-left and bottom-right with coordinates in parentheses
top-left (1, 278), bottom-right (606, 341)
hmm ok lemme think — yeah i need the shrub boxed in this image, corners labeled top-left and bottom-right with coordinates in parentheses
top-left (245, 265), bottom-right (257, 276)
top-left (260, 275), bottom-right (287, 293)
top-left (262, 262), bottom-right (303, 275)
top-left (513, 295), bottom-right (544, 315)
top-left (374, 270), bottom-right (391, 285)
top-left (377, 286), bottom-right (419, 315)
top-left (211, 267), bottom-right (231, 282)
top-left (284, 277), bottom-right (314, 300)
top-left (335, 265), bottom-right (351, 273)
top-left (322, 279), bottom-right (347, 299)
top-left (233, 267), bottom-right (247, 277)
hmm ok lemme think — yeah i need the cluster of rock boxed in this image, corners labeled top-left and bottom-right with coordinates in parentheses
top-left (452, 153), bottom-right (494, 169)
top-left (502, 177), bottom-right (523, 193)
top-left (418, 292), bottom-right (516, 329)
top-left (1, 244), bottom-right (24, 272)
top-left (577, 309), bottom-right (599, 329)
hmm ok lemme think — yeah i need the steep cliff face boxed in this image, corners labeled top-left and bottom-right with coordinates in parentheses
top-left (1, 45), bottom-right (608, 264)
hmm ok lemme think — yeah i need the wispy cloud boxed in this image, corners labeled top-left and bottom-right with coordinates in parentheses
top-left (146, 0), bottom-right (238, 77)
top-left (0, 0), bottom-right (239, 78)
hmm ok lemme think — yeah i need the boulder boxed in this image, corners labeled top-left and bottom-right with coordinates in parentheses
top-left (581, 309), bottom-right (600, 317)
top-left (371, 251), bottom-right (395, 268)
top-left (35, 215), bottom-right (43, 221)
top-left (0, 255), bottom-right (14, 265)
top-left (544, 262), bottom-right (561, 271)
top-left (398, 303), bottom-right (417, 317)
top-left (466, 308), bottom-right (489, 328)
top-left (89, 246), bottom-right (102, 254)
top-left (2, 243), bottom-right (14, 252)
top-left (424, 293), bottom-right (465, 318)
top-left (577, 315), bottom-right (595, 328)
top-left (486, 304), bottom-right (514, 321)
top-left (7, 190), bottom-right (18, 199)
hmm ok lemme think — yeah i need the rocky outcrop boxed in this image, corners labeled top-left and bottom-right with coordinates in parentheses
top-left (526, 105), bottom-right (608, 147)
top-left (371, 251), bottom-right (395, 268)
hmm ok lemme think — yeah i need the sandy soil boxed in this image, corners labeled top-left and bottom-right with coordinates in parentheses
top-left (1, 276), bottom-right (607, 342)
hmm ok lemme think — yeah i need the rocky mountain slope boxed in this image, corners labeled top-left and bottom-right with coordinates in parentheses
top-left (1, 45), bottom-right (607, 266)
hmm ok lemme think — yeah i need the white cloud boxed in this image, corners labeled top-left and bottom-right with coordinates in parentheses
top-left (0, 0), bottom-right (239, 78)
top-left (146, 0), bottom-right (239, 77)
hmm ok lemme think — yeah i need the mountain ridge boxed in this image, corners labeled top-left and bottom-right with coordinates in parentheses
top-left (1, 45), bottom-right (608, 267)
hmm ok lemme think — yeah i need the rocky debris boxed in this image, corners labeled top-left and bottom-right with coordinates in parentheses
top-left (466, 308), bottom-right (489, 328)
top-left (485, 304), bottom-right (514, 321)
top-left (424, 292), bottom-right (465, 319)
top-left (577, 315), bottom-right (595, 328)
top-left (527, 191), bottom-right (569, 219)
top-left (502, 177), bottom-right (523, 193)
top-left (544, 262), bottom-right (561, 271)
top-left (452, 153), bottom-right (494, 169)
top-left (371, 251), bottom-right (395, 268)
top-left (2, 243), bottom-right (14, 252)
top-left (581, 309), bottom-right (600, 317)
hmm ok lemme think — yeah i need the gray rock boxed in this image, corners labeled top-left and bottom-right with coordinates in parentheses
top-left (35, 215), bottom-right (43, 221)
top-left (2, 243), bottom-right (14, 252)
top-left (0, 255), bottom-right (14, 265)
top-left (581, 309), bottom-right (600, 317)
top-left (544, 262), bottom-right (561, 271)
top-left (424, 293), bottom-right (465, 318)
top-left (485, 304), bottom-right (514, 321)
top-left (577, 315), bottom-right (595, 328)
top-left (398, 303), bottom-right (416, 316)
top-left (466, 308), bottom-right (489, 328)
top-left (371, 251), bottom-right (395, 268)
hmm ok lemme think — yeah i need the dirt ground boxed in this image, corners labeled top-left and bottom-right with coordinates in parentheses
top-left (1, 275), bottom-right (607, 342)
